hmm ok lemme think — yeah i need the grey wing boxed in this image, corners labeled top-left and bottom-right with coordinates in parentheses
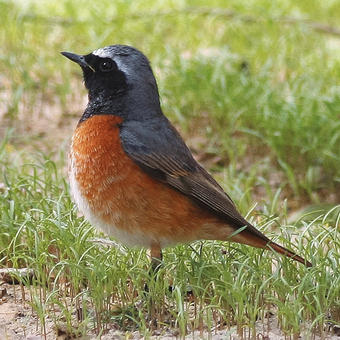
top-left (120, 117), bottom-right (268, 239)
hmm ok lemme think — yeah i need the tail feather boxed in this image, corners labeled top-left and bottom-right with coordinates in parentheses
top-left (231, 226), bottom-right (312, 267)
top-left (267, 242), bottom-right (312, 267)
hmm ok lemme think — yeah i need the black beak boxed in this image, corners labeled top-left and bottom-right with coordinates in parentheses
top-left (61, 51), bottom-right (93, 70)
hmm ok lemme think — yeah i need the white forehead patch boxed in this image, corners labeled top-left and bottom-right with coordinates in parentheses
top-left (92, 48), bottom-right (131, 76)
top-left (92, 48), bottom-right (111, 58)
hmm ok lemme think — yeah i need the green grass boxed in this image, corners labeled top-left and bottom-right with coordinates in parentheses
top-left (1, 0), bottom-right (340, 202)
top-left (0, 150), bottom-right (339, 338)
top-left (1, 0), bottom-right (340, 338)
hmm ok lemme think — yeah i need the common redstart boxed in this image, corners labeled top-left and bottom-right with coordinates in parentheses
top-left (61, 45), bottom-right (312, 269)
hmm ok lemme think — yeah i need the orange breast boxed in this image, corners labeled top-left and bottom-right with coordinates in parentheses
top-left (69, 115), bottom-right (227, 248)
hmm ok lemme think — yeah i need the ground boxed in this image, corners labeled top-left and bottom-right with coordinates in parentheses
top-left (1, 283), bottom-right (339, 340)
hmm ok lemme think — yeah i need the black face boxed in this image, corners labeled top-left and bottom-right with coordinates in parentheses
top-left (82, 54), bottom-right (128, 98)
top-left (62, 45), bottom-right (162, 121)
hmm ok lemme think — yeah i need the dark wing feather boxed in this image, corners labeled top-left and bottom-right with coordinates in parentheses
top-left (120, 117), bottom-right (269, 241)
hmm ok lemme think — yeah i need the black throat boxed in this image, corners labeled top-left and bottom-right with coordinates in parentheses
top-left (80, 90), bottom-right (128, 124)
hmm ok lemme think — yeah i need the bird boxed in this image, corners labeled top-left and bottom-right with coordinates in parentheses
top-left (61, 45), bottom-right (312, 270)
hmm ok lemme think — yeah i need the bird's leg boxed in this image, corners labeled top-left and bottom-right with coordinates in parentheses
top-left (144, 244), bottom-right (162, 297)
top-left (150, 244), bottom-right (163, 274)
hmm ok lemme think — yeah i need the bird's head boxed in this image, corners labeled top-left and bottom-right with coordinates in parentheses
top-left (61, 45), bottom-right (161, 120)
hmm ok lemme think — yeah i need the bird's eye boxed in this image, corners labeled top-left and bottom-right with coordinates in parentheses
top-left (99, 60), bottom-right (114, 72)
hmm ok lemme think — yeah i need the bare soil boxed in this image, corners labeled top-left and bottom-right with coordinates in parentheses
top-left (1, 283), bottom-right (339, 340)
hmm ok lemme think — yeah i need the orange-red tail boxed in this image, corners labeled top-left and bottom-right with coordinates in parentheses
top-left (230, 225), bottom-right (312, 267)
top-left (266, 241), bottom-right (312, 267)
